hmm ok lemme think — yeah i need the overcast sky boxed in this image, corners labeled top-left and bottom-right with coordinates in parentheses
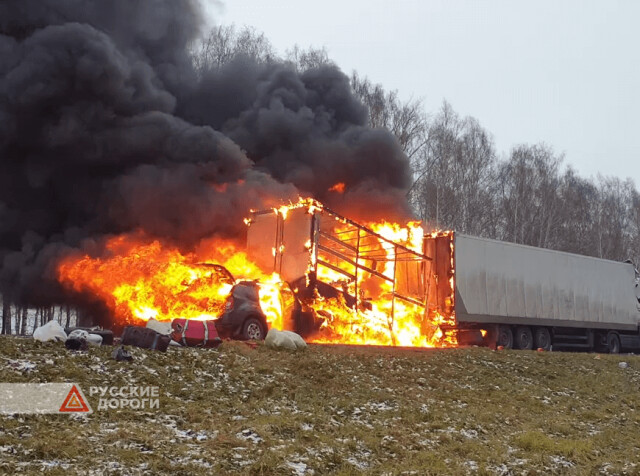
top-left (205, 0), bottom-right (640, 185)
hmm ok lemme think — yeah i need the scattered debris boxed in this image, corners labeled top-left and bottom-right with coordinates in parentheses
top-left (111, 345), bottom-right (133, 362)
top-left (264, 328), bottom-right (307, 351)
top-left (68, 329), bottom-right (103, 346)
top-left (145, 318), bottom-right (172, 335)
top-left (121, 326), bottom-right (170, 352)
top-left (65, 327), bottom-right (114, 345)
top-left (33, 320), bottom-right (67, 342)
top-left (65, 338), bottom-right (88, 351)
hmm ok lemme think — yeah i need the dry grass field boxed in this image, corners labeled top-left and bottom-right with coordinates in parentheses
top-left (0, 336), bottom-right (639, 475)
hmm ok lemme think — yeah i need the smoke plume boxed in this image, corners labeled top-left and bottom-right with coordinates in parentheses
top-left (0, 0), bottom-right (412, 309)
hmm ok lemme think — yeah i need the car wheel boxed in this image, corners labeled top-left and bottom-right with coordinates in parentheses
top-left (242, 317), bottom-right (266, 340)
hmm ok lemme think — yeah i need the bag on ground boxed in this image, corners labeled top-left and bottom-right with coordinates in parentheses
top-left (121, 326), bottom-right (170, 352)
top-left (264, 328), bottom-right (307, 351)
top-left (68, 329), bottom-right (103, 346)
top-left (33, 320), bottom-right (67, 342)
top-left (171, 319), bottom-right (222, 348)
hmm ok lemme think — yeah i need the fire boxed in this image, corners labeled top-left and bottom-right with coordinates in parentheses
top-left (57, 198), bottom-right (459, 349)
top-left (306, 219), bottom-right (452, 347)
top-left (57, 232), bottom-right (284, 328)
top-left (328, 182), bottom-right (346, 193)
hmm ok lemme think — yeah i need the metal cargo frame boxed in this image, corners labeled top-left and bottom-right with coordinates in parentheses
top-left (247, 204), bottom-right (433, 328)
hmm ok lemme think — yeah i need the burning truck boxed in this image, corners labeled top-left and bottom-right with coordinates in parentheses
top-left (244, 199), bottom-right (457, 347)
top-left (57, 198), bottom-right (459, 348)
top-left (245, 198), bottom-right (640, 353)
top-left (57, 197), bottom-right (640, 353)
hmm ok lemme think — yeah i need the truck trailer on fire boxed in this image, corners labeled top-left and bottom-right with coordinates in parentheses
top-left (246, 200), bottom-right (640, 353)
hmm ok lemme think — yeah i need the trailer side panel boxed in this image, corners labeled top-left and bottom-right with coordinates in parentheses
top-left (454, 234), bottom-right (640, 330)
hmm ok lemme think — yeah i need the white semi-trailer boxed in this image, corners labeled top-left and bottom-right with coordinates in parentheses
top-left (427, 233), bottom-right (640, 353)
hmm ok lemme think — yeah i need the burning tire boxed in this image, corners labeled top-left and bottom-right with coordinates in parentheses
top-left (242, 317), bottom-right (266, 341)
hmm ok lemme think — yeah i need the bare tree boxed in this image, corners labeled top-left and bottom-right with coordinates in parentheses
top-left (20, 307), bottom-right (27, 335)
top-left (555, 167), bottom-right (600, 256)
top-left (2, 297), bottom-right (11, 334)
top-left (285, 45), bottom-right (334, 72)
top-left (496, 144), bottom-right (562, 248)
top-left (192, 25), bottom-right (276, 74)
top-left (627, 188), bottom-right (640, 267)
top-left (350, 72), bottom-right (428, 165)
top-left (410, 102), bottom-right (497, 235)
top-left (592, 176), bottom-right (634, 261)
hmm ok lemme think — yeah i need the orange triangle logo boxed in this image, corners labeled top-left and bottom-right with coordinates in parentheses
top-left (59, 385), bottom-right (91, 413)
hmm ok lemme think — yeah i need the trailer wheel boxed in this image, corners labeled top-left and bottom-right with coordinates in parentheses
top-left (607, 332), bottom-right (621, 354)
top-left (497, 326), bottom-right (513, 349)
top-left (534, 327), bottom-right (551, 351)
top-left (515, 326), bottom-right (533, 350)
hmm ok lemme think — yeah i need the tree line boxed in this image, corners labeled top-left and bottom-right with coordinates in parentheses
top-left (193, 25), bottom-right (640, 267)
top-left (364, 96), bottom-right (640, 268)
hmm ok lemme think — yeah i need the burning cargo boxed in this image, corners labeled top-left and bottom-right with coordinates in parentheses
top-left (245, 199), bottom-right (456, 347)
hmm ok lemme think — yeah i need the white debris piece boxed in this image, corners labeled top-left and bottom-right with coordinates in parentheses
top-left (146, 318), bottom-right (172, 335)
top-left (68, 329), bottom-right (102, 346)
top-left (264, 328), bottom-right (307, 351)
top-left (33, 320), bottom-right (67, 342)
top-left (619, 362), bottom-right (628, 369)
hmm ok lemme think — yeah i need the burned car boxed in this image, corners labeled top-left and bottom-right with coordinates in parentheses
top-left (214, 281), bottom-right (267, 340)
top-left (213, 276), bottom-right (319, 341)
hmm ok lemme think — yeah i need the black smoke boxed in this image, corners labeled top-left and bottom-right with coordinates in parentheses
top-left (0, 0), bottom-right (412, 310)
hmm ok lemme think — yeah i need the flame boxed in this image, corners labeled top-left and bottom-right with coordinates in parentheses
top-left (328, 182), bottom-right (346, 193)
top-left (56, 199), bottom-right (458, 349)
top-left (57, 233), bottom-right (284, 328)
top-left (306, 218), bottom-right (455, 347)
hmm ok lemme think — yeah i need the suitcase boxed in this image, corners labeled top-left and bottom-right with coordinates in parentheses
top-left (171, 319), bottom-right (222, 348)
top-left (121, 326), bottom-right (170, 352)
